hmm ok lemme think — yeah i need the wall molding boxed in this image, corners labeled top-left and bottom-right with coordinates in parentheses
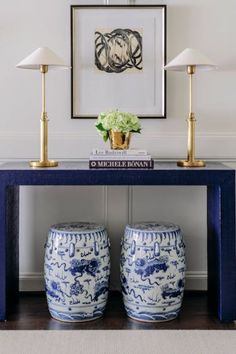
top-left (1, 131), bottom-right (236, 139)
top-left (0, 131), bottom-right (236, 159)
top-left (19, 271), bottom-right (208, 292)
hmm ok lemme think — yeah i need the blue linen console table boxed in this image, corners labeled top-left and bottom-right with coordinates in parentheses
top-left (0, 161), bottom-right (235, 322)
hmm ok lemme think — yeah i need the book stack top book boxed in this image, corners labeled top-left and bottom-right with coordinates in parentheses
top-left (92, 148), bottom-right (149, 156)
top-left (89, 149), bottom-right (153, 169)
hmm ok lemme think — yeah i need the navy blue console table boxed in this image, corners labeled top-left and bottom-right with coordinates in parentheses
top-left (0, 161), bottom-right (235, 321)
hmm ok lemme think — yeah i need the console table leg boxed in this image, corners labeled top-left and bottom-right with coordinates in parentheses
top-left (0, 185), bottom-right (19, 320)
top-left (207, 177), bottom-right (236, 321)
top-left (207, 186), bottom-right (220, 317)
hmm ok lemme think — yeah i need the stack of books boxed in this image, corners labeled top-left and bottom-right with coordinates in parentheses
top-left (89, 149), bottom-right (154, 169)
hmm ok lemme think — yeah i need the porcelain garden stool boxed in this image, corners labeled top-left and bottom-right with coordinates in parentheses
top-left (120, 222), bottom-right (185, 322)
top-left (44, 222), bottom-right (110, 322)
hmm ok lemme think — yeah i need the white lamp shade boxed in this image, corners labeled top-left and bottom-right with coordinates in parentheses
top-left (164, 48), bottom-right (216, 72)
top-left (16, 47), bottom-right (69, 70)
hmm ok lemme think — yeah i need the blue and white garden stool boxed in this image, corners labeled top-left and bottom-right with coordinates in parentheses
top-left (44, 222), bottom-right (110, 322)
top-left (120, 222), bottom-right (185, 322)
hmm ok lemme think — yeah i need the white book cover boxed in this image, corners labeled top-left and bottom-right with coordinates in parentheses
top-left (90, 154), bottom-right (152, 161)
top-left (92, 148), bottom-right (148, 156)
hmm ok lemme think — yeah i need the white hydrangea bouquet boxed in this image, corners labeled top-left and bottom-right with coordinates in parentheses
top-left (95, 110), bottom-right (141, 142)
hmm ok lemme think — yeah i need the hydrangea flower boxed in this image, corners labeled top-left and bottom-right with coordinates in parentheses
top-left (95, 110), bottom-right (141, 142)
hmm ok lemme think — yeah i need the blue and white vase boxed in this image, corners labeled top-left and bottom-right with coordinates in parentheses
top-left (44, 222), bottom-right (110, 322)
top-left (120, 222), bottom-right (185, 322)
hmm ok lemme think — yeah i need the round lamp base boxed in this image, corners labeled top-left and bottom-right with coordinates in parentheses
top-left (30, 160), bottom-right (58, 168)
top-left (177, 160), bottom-right (206, 168)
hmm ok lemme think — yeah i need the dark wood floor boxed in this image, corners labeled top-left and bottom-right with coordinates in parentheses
top-left (0, 291), bottom-right (236, 330)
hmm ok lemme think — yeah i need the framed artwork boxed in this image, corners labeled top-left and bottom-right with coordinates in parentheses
top-left (71, 5), bottom-right (166, 119)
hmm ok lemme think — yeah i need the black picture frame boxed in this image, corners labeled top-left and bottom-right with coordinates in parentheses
top-left (71, 4), bottom-right (167, 119)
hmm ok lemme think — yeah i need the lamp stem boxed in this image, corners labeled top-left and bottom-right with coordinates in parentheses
top-left (29, 65), bottom-right (58, 168)
top-left (187, 112), bottom-right (196, 163)
top-left (189, 66), bottom-right (193, 113)
top-left (177, 65), bottom-right (205, 168)
top-left (40, 65), bottom-right (48, 163)
top-left (42, 65), bottom-right (47, 113)
top-left (187, 65), bottom-right (195, 163)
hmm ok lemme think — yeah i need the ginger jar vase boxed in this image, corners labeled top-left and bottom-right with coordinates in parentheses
top-left (44, 222), bottom-right (110, 322)
top-left (120, 222), bottom-right (185, 322)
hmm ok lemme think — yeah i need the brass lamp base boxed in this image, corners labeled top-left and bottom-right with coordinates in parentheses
top-left (30, 160), bottom-right (58, 168)
top-left (177, 160), bottom-right (206, 168)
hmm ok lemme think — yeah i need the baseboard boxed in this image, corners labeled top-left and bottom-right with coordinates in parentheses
top-left (19, 271), bottom-right (208, 292)
top-left (184, 271), bottom-right (207, 291)
top-left (20, 273), bottom-right (44, 292)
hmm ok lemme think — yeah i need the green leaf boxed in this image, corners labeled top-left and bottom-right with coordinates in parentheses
top-left (103, 134), bottom-right (109, 142)
top-left (130, 128), bottom-right (141, 133)
top-left (96, 123), bottom-right (107, 132)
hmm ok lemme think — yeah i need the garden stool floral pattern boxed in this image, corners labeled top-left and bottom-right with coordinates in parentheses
top-left (44, 222), bottom-right (110, 322)
top-left (120, 222), bottom-right (185, 322)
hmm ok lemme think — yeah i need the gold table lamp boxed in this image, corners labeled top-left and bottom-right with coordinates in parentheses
top-left (17, 47), bottom-right (68, 168)
top-left (164, 48), bottom-right (216, 167)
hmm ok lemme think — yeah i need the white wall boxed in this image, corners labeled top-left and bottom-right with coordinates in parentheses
top-left (1, 0), bottom-right (236, 291)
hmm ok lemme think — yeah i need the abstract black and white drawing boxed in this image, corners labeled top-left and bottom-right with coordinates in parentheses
top-left (71, 5), bottom-right (166, 119)
top-left (95, 28), bottom-right (142, 73)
